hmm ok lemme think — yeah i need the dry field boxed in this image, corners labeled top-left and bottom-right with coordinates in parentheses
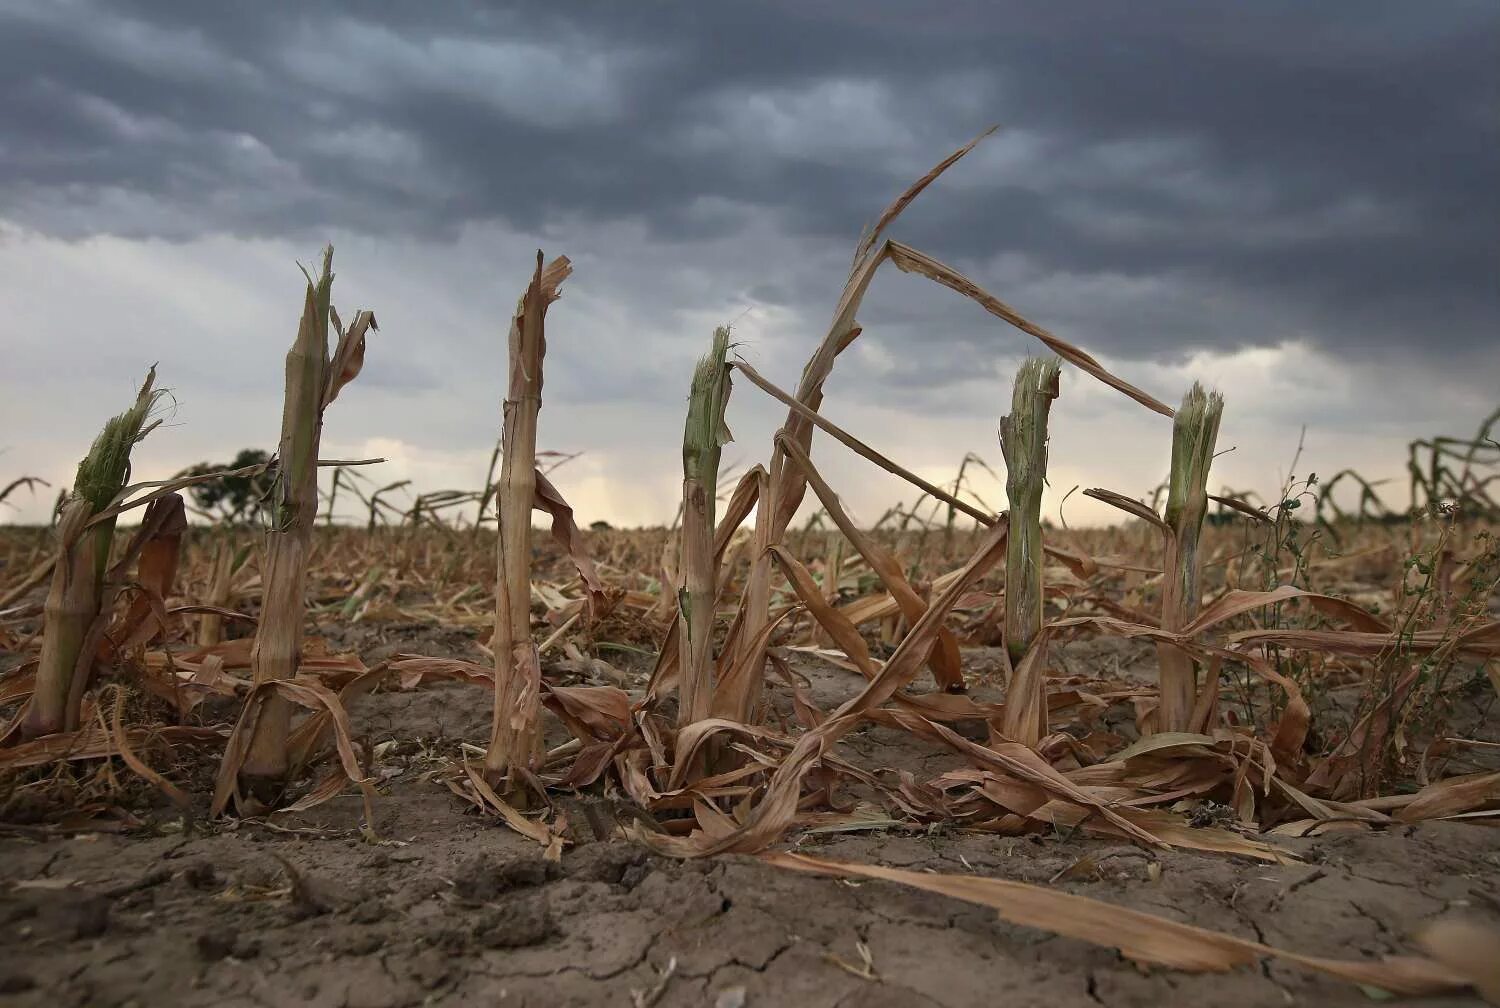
top-left (2, 133), bottom-right (1498, 1007)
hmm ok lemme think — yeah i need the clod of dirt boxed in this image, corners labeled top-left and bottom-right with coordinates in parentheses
top-left (195, 926), bottom-right (260, 962)
top-left (473, 895), bottom-right (555, 949)
top-left (331, 928), bottom-right (386, 956)
top-left (40, 894), bottom-right (111, 941)
top-left (714, 986), bottom-right (748, 1008)
top-left (52, 898), bottom-right (109, 941)
top-left (452, 853), bottom-right (558, 902)
top-left (567, 841), bottom-right (650, 886)
top-left (949, 718), bottom-right (989, 742)
top-left (270, 852), bottom-right (342, 918)
top-left (0, 900), bottom-right (38, 927)
top-left (346, 897), bottom-right (389, 924)
top-left (179, 861), bottom-right (218, 890)
top-left (406, 949), bottom-right (453, 991)
top-left (0, 972), bottom-right (36, 995)
top-left (619, 861), bottom-right (652, 890)
top-left (105, 867), bottom-right (171, 898)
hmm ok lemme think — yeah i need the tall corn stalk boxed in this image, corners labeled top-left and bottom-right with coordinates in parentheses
top-left (485, 253), bottom-right (572, 790)
top-left (238, 247), bottom-right (374, 796)
top-left (1157, 383), bottom-right (1224, 732)
top-left (22, 370), bottom-right (162, 739)
top-left (998, 357), bottom-right (1060, 746)
top-left (677, 328), bottom-right (734, 731)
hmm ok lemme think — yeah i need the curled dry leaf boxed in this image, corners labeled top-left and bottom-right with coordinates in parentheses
top-left (323, 309), bottom-right (376, 408)
top-left (105, 686), bottom-right (191, 811)
top-left (534, 469), bottom-right (609, 616)
top-left (213, 676), bottom-right (375, 821)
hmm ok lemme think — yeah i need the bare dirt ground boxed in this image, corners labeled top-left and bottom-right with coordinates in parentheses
top-left (3, 627), bottom-right (1498, 1008)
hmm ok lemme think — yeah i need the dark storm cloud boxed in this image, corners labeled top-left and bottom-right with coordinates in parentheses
top-left (0, 0), bottom-right (1495, 362)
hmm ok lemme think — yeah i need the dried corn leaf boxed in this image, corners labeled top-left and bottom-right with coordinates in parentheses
top-left (853, 125), bottom-right (996, 265)
top-left (779, 435), bottom-right (964, 691)
top-left (323, 309), bottom-right (376, 408)
top-left (534, 469), bottom-right (608, 613)
top-left (632, 519), bottom-right (1007, 856)
top-left (1395, 770), bottom-right (1500, 823)
top-left (0, 724), bottom-right (225, 770)
top-left (212, 676), bottom-right (373, 817)
top-left (763, 853), bottom-right (1470, 995)
top-left (110, 493), bottom-right (188, 651)
top-left (886, 242), bottom-right (1173, 417)
top-left (452, 758), bottom-right (565, 859)
top-left (1417, 919), bottom-right (1500, 1003)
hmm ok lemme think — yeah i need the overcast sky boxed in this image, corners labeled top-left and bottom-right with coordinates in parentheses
top-left (1, 1), bottom-right (1496, 528)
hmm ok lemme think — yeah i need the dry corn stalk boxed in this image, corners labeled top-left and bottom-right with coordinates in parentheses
top-left (109, 492), bottom-right (187, 653)
top-left (236, 247), bottom-right (375, 800)
top-left (731, 465), bottom-right (771, 716)
top-left (677, 327), bottom-right (734, 731)
top-left (645, 465), bottom-right (765, 705)
top-left (1158, 383), bottom-right (1224, 732)
top-left (485, 252), bottom-right (572, 790)
top-left (998, 358), bottom-right (1060, 746)
top-left (730, 130), bottom-right (1172, 692)
top-left (23, 369), bottom-right (162, 739)
top-left (728, 132), bottom-right (999, 700)
top-left (196, 540), bottom-right (237, 646)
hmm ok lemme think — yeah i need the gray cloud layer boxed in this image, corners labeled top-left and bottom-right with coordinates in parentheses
top-left (3, 0), bottom-right (1496, 363)
top-left (1, 1), bottom-right (1497, 530)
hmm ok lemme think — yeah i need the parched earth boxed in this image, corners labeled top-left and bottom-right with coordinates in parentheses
top-left (2, 632), bottom-right (1498, 1007)
top-left (3, 784), bottom-right (1497, 1007)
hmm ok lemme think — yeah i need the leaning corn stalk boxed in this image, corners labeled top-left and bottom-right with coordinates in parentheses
top-left (485, 252), bottom-right (572, 790)
top-left (236, 247), bottom-right (375, 799)
top-left (728, 130), bottom-right (1173, 698)
top-left (677, 327), bottom-right (734, 731)
top-left (998, 357), bottom-right (1060, 746)
top-left (1157, 383), bottom-right (1224, 732)
top-left (22, 370), bottom-right (162, 739)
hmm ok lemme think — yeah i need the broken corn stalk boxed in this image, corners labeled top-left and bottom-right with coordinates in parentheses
top-left (1157, 382), bottom-right (1224, 732)
top-left (677, 327), bottom-right (734, 732)
top-left (485, 252), bottom-right (572, 792)
top-left (999, 357), bottom-right (1060, 746)
top-left (237, 247), bottom-right (374, 799)
top-left (23, 369), bottom-right (162, 739)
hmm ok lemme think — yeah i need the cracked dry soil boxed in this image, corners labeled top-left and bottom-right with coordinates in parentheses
top-left (2, 678), bottom-right (1498, 1007)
